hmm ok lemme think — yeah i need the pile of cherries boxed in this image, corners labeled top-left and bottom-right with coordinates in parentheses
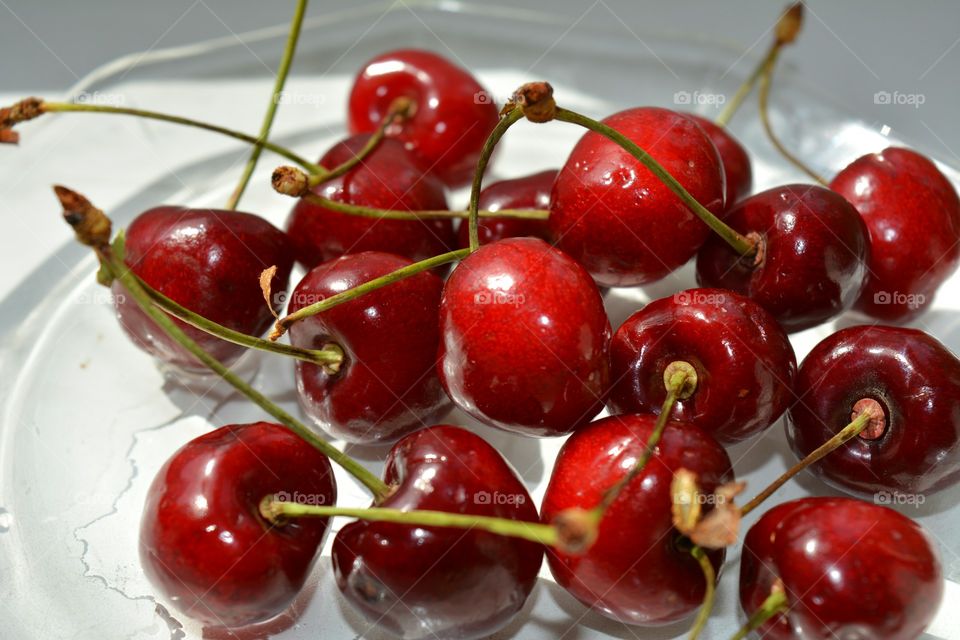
top-left (11, 4), bottom-right (960, 638)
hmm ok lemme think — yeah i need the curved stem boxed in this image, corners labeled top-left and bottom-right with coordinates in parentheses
top-left (715, 44), bottom-right (778, 128)
top-left (468, 107), bottom-right (525, 251)
top-left (38, 101), bottom-right (322, 172)
top-left (300, 192), bottom-right (547, 220)
top-left (687, 545), bottom-right (716, 640)
top-left (271, 247), bottom-right (470, 340)
top-left (554, 107), bottom-right (756, 257)
top-left (226, 0), bottom-right (308, 210)
top-left (729, 589), bottom-right (788, 640)
top-left (741, 412), bottom-right (871, 516)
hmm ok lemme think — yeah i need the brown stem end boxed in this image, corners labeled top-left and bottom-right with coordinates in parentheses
top-left (775, 3), bottom-right (804, 46)
top-left (552, 507), bottom-right (599, 555)
top-left (852, 398), bottom-right (887, 440)
top-left (1, 97), bottom-right (44, 144)
top-left (54, 185), bottom-right (112, 249)
top-left (272, 165), bottom-right (310, 197)
top-left (505, 82), bottom-right (555, 123)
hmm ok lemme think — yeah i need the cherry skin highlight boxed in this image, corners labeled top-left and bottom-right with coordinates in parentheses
top-left (348, 48), bottom-right (500, 187)
top-left (608, 287), bottom-right (796, 444)
top-left (687, 114), bottom-right (753, 207)
top-left (830, 146), bottom-right (960, 321)
top-left (140, 422), bottom-right (337, 627)
top-left (740, 497), bottom-right (943, 640)
top-left (113, 207), bottom-right (293, 372)
top-left (549, 106), bottom-right (725, 287)
top-left (287, 251), bottom-right (450, 444)
top-left (438, 237), bottom-right (611, 437)
top-left (455, 169), bottom-right (555, 248)
top-left (332, 425), bottom-right (543, 640)
top-left (285, 134), bottom-right (453, 268)
top-left (696, 184), bottom-right (869, 332)
top-left (542, 413), bottom-right (733, 625)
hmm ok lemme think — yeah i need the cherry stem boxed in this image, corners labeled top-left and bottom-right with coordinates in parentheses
top-left (259, 496), bottom-right (561, 548)
top-left (553, 107), bottom-right (756, 257)
top-left (299, 192), bottom-right (547, 221)
top-left (740, 411), bottom-right (872, 516)
top-left (270, 247), bottom-right (471, 340)
top-left (55, 187), bottom-right (390, 501)
top-left (225, 0), bottom-right (308, 210)
top-left (138, 276), bottom-right (343, 371)
top-left (468, 106), bottom-right (525, 251)
top-left (714, 44), bottom-right (779, 128)
top-left (728, 588), bottom-right (788, 640)
top-left (687, 545), bottom-right (716, 640)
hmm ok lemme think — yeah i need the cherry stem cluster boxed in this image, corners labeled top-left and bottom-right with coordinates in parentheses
top-left (299, 192), bottom-right (546, 221)
top-left (467, 106), bottom-right (525, 251)
top-left (729, 588), bottom-right (789, 640)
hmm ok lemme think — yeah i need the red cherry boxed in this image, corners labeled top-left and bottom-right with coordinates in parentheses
top-left (438, 237), bottom-right (611, 437)
top-left (287, 251), bottom-right (450, 444)
top-left (787, 325), bottom-right (960, 496)
top-left (608, 288), bottom-right (796, 443)
top-left (454, 169), bottom-right (555, 248)
top-left (285, 134), bottom-right (453, 268)
top-left (348, 49), bottom-right (500, 187)
top-left (696, 184), bottom-right (869, 332)
top-left (548, 107), bottom-right (725, 286)
top-left (542, 414), bottom-right (733, 625)
top-left (113, 207), bottom-right (293, 372)
top-left (332, 425), bottom-right (542, 639)
top-left (686, 114), bottom-right (753, 206)
top-left (830, 147), bottom-right (960, 321)
top-left (140, 422), bottom-right (336, 627)
top-left (740, 497), bottom-right (943, 640)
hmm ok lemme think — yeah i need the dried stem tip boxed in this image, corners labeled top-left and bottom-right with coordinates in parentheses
top-left (775, 3), bottom-right (804, 45)
top-left (0, 97), bottom-right (44, 144)
top-left (552, 507), bottom-right (599, 555)
top-left (54, 185), bottom-right (111, 248)
top-left (272, 165), bottom-right (310, 197)
top-left (505, 82), bottom-right (556, 123)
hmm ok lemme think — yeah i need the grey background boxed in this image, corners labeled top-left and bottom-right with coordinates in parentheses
top-left (2, 0), bottom-right (959, 157)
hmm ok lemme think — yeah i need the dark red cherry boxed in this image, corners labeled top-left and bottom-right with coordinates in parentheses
top-left (285, 134), bottom-right (453, 268)
top-left (740, 497), bottom-right (943, 640)
top-left (332, 425), bottom-right (542, 640)
top-left (687, 114), bottom-right (752, 207)
top-left (608, 287), bottom-right (796, 443)
top-left (438, 237), bottom-right (611, 437)
top-left (287, 251), bottom-right (450, 444)
top-left (113, 207), bottom-right (293, 372)
top-left (549, 107), bottom-right (725, 287)
top-left (542, 413), bottom-right (733, 625)
top-left (140, 422), bottom-right (336, 627)
top-left (830, 147), bottom-right (960, 321)
top-left (455, 169), bottom-right (555, 248)
top-left (787, 325), bottom-right (960, 496)
top-left (348, 49), bottom-right (499, 187)
top-left (696, 184), bottom-right (869, 332)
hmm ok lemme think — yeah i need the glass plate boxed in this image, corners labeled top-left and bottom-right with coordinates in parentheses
top-left (1, 2), bottom-right (957, 638)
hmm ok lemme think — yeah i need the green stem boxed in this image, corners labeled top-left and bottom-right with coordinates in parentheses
top-left (468, 107), bottom-right (525, 251)
top-left (300, 192), bottom-right (547, 221)
top-left (687, 545), bottom-right (716, 640)
top-left (715, 44), bottom-right (778, 128)
top-left (729, 589), bottom-right (788, 640)
top-left (554, 107), bottom-right (756, 257)
top-left (272, 248), bottom-right (470, 339)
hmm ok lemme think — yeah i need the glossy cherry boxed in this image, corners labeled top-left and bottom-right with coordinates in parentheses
top-left (830, 147), bottom-right (960, 322)
top-left (787, 325), bottom-right (960, 496)
top-left (348, 49), bottom-right (500, 187)
top-left (455, 169), bottom-right (555, 248)
top-left (687, 114), bottom-right (753, 207)
top-left (287, 251), bottom-right (450, 444)
top-left (285, 134), bottom-right (453, 268)
top-left (140, 422), bottom-right (337, 627)
top-left (542, 413), bottom-right (733, 625)
top-left (608, 287), bottom-right (796, 443)
top-left (548, 106), bottom-right (725, 287)
top-left (332, 425), bottom-right (542, 640)
top-left (438, 237), bottom-right (611, 437)
top-left (740, 497), bottom-right (943, 640)
top-left (696, 184), bottom-right (869, 332)
top-left (113, 207), bottom-right (293, 372)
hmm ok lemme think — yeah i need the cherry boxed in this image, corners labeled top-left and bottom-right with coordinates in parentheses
top-left (348, 49), bottom-right (500, 187)
top-left (548, 106), bottom-right (725, 287)
top-left (113, 207), bottom-right (293, 372)
top-left (608, 287), bottom-right (796, 444)
top-left (830, 147), bottom-right (960, 322)
top-left (454, 169), bottom-right (555, 248)
top-left (739, 496), bottom-right (943, 640)
top-left (787, 324), bottom-right (960, 496)
top-left (285, 134), bottom-right (454, 268)
top-left (542, 413), bottom-right (733, 625)
top-left (438, 237), bottom-right (611, 437)
top-left (686, 114), bottom-right (752, 207)
top-left (287, 251), bottom-right (450, 444)
top-left (332, 425), bottom-right (542, 639)
top-left (696, 184), bottom-right (869, 332)
top-left (140, 422), bottom-right (337, 627)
